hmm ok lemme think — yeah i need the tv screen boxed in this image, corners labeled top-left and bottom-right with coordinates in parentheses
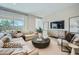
top-left (50, 21), bottom-right (64, 29)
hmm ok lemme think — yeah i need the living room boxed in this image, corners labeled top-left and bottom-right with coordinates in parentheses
top-left (0, 3), bottom-right (79, 55)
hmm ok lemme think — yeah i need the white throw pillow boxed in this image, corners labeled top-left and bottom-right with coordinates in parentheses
top-left (0, 40), bottom-right (4, 48)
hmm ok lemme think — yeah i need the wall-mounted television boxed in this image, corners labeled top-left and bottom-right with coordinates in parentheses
top-left (50, 20), bottom-right (64, 29)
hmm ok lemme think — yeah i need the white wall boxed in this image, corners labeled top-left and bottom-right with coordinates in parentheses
top-left (44, 5), bottom-right (79, 31)
top-left (27, 15), bottom-right (36, 32)
top-left (35, 18), bottom-right (43, 29)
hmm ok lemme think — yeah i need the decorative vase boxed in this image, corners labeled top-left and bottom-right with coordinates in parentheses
top-left (38, 33), bottom-right (42, 38)
top-left (37, 33), bottom-right (42, 41)
top-left (43, 30), bottom-right (48, 39)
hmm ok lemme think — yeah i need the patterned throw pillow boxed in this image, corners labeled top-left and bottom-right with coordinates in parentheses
top-left (3, 42), bottom-right (22, 48)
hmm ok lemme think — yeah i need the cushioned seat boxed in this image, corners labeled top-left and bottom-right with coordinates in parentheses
top-left (0, 36), bottom-right (38, 55)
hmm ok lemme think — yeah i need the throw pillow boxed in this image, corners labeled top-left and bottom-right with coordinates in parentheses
top-left (1, 36), bottom-right (10, 43)
top-left (65, 32), bottom-right (75, 42)
top-left (3, 42), bottom-right (22, 48)
top-left (16, 33), bottom-right (23, 38)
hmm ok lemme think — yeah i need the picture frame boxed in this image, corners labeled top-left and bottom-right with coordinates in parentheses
top-left (69, 16), bottom-right (79, 33)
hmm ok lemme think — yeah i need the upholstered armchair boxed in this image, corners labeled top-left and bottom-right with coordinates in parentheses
top-left (57, 32), bottom-right (75, 54)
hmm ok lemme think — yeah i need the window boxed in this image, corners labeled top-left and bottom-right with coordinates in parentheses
top-left (13, 19), bottom-right (24, 30)
top-left (0, 18), bottom-right (24, 32)
top-left (70, 16), bottom-right (79, 33)
top-left (35, 18), bottom-right (43, 29)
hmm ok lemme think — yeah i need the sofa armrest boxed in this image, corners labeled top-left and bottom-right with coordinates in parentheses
top-left (25, 34), bottom-right (36, 41)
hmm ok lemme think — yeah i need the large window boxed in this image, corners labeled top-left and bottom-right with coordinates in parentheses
top-left (0, 18), bottom-right (24, 32)
top-left (35, 18), bottom-right (43, 29)
top-left (70, 16), bottom-right (79, 33)
top-left (13, 19), bottom-right (24, 30)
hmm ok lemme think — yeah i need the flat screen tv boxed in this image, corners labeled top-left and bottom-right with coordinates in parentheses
top-left (50, 20), bottom-right (64, 29)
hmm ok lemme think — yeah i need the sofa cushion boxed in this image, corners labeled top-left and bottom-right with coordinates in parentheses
top-left (22, 41), bottom-right (35, 54)
top-left (65, 32), bottom-right (75, 42)
top-left (3, 42), bottom-right (22, 48)
top-left (11, 41), bottom-right (35, 55)
top-left (57, 39), bottom-right (69, 46)
top-left (11, 37), bottom-right (26, 46)
top-left (11, 48), bottom-right (27, 55)
top-left (0, 32), bottom-right (5, 39)
top-left (0, 40), bottom-right (4, 48)
top-left (0, 48), bottom-right (15, 55)
top-left (0, 36), bottom-right (11, 42)
top-left (48, 30), bottom-right (65, 38)
top-left (52, 31), bottom-right (59, 37)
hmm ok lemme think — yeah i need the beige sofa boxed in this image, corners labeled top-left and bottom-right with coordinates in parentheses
top-left (12, 31), bottom-right (37, 41)
top-left (0, 47), bottom-right (38, 55)
top-left (47, 30), bottom-right (66, 39)
top-left (0, 36), bottom-right (38, 55)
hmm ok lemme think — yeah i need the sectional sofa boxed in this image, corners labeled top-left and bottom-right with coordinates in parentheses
top-left (0, 31), bottom-right (38, 55)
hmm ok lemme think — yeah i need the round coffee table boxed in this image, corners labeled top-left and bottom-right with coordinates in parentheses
top-left (32, 38), bottom-right (50, 49)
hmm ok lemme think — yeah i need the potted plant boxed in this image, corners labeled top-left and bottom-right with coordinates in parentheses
top-left (36, 27), bottom-right (43, 33)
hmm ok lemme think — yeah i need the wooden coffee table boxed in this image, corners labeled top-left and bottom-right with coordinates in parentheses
top-left (32, 38), bottom-right (50, 49)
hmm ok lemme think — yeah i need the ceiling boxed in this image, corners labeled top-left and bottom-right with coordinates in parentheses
top-left (0, 3), bottom-right (78, 17)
